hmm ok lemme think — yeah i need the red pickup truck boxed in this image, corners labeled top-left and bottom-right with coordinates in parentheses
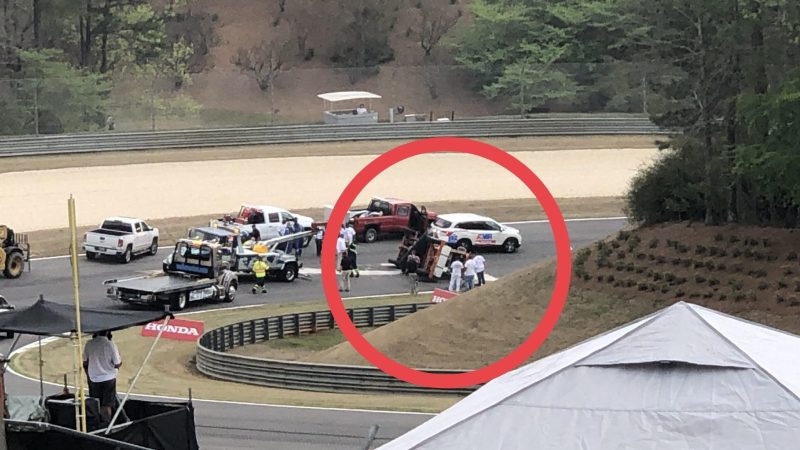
top-left (350, 198), bottom-right (437, 243)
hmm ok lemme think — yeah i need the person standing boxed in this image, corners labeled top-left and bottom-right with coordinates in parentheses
top-left (463, 254), bottom-right (477, 291)
top-left (473, 252), bottom-right (486, 287)
top-left (339, 252), bottom-right (354, 292)
top-left (345, 221), bottom-right (357, 246)
top-left (250, 224), bottom-right (261, 242)
top-left (284, 220), bottom-right (296, 255)
top-left (405, 250), bottom-right (421, 295)
top-left (292, 220), bottom-right (304, 257)
top-left (347, 239), bottom-right (360, 278)
top-left (448, 256), bottom-right (464, 292)
top-left (314, 225), bottom-right (325, 257)
top-left (251, 255), bottom-right (269, 294)
top-left (336, 230), bottom-right (348, 271)
top-left (83, 331), bottom-right (122, 422)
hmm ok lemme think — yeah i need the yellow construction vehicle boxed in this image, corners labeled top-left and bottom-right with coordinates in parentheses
top-left (0, 225), bottom-right (30, 279)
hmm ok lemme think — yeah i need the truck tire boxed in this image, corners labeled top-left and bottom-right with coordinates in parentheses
top-left (223, 282), bottom-right (237, 303)
top-left (120, 246), bottom-right (132, 264)
top-left (282, 263), bottom-right (298, 282)
top-left (149, 239), bottom-right (159, 256)
top-left (3, 251), bottom-right (24, 279)
top-left (503, 238), bottom-right (519, 254)
top-left (364, 227), bottom-right (379, 244)
top-left (171, 293), bottom-right (188, 311)
top-left (86, 251), bottom-right (97, 261)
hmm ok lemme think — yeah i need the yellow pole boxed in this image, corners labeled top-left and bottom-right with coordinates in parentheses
top-left (68, 196), bottom-right (88, 433)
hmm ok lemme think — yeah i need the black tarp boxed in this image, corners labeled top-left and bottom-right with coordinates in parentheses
top-left (6, 399), bottom-right (200, 450)
top-left (0, 298), bottom-right (172, 336)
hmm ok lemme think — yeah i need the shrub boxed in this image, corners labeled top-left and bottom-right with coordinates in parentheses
top-left (714, 233), bottom-right (724, 242)
top-left (596, 241), bottom-right (609, 252)
top-left (597, 275), bottom-right (605, 282)
top-left (626, 262), bottom-right (635, 272)
top-left (678, 244), bottom-right (690, 254)
top-left (606, 274), bottom-right (615, 283)
top-left (783, 266), bottom-right (793, 276)
top-left (787, 251), bottom-right (798, 261)
top-left (616, 251), bottom-right (626, 259)
top-left (648, 238), bottom-right (659, 249)
top-left (732, 248), bottom-right (742, 258)
top-left (625, 279), bottom-right (636, 288)
top-left (672, 258), bottom-right (681, 266)
top-left (717, 248), bottom-right (727, 257)
top-left (762, 238), bottom-right (771, 248)
top-left (744, 248), bottom-right (754, 258)
top-left (682, 259), bottom-right (692, 268)
top-left (730, 279), bottom-right (744, 291)
top-left (734, 292), bottom-right (747, 302)
top-left (617, 230), bottom-right (631, 241)
top-left (664, 272), bottom-right (676, 282)
top-left (635, 267), bottom-right (645, 274)
top-left (675, 289), bottom-right (685, 298)
top-left (778, 280), bottom-right (788, 289)
top-left (596, 256), bottom-right (610, 268)
top-left (653, 272), bottom-right (663, 281)
top-left (719, 292), bottom-right (727, 301)
top-left (613, 280), bottom-right (622, 287)
top-left (708, 246), bottom-right (719, 257)
top-left (702, 291), bottom-right (714, 299)
top-left (695, 245), bottom-right (707, 255)
top-left (648, 254), bottom-right (656, 261)
top-left (791, 298), bottom-right (800, 307)
top-left (574, 248), bottom-right (592, 266)
top-left (795, 281), bottom-right (800, 292)
top-left (666, 239), bottom-right (677, 249)
top-left (638, 282), bottom-right (649, 291)
top-left (717, 262), bottom-right (727, 271)
top-left (627, 235), bottom-right (642, 251)
top-left (753, 251), bottom-right (766, 261)
top-left (777, 294), bottom-right (786, 304)
top-left (661, 285), bottom-right (670, 293)
top-left (694, 260), bottom-right (706, 269)
top-left (582, 273), bottom-right (591, 281)
top-left (767, 254), bottom-right (778, 262)
top-left (729, 235), bottom-right (740, 244)
top-left (708, 278), bottom-right (720, 286)
top-left (731, 263), bottom-right (744, 273)
top-left (689, 292), bottom-right (700, 299)
top-left (636, 253), bottom-right (647, 260)
top-left (615, 262), bottom-right (625, 271)
top-left (695, 275), bottom-right (707, 284)
top-left (705, 261), bottom-right (716, 271)
top-left (758, 281), bottom-right (769, 290)
top-left (656, 255), bottom-right (667, 264)
top-left (611, 240), bottom-right (621, 249)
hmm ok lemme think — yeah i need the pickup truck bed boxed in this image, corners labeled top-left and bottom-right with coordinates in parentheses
top-left (88, 228), bottom-right (129, 237)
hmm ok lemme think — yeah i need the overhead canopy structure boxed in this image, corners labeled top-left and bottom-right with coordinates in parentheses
top-left (317, 91), bottom-right (382, 103)
top-left (0, 297), bottom-right (171, 336)
top-left (381, 302), bottom-right (800, 449)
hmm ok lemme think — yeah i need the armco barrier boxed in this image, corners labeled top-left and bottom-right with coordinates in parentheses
top-left (195, 303), bottom-right (479, 395)
top-left (0, 114), bottom-right (664, 157)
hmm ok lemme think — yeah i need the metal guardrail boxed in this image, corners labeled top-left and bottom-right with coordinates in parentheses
top-left (0, 114), bottom-right (664, 158)
top-left (195, 303), bottom-right (479, 395)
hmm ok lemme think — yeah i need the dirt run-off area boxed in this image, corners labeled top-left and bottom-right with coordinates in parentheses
top-left (0, 136), bottom-right (660, 233)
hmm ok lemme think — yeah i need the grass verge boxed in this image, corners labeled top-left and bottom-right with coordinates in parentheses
top-left (9, 294), bottom-right (460, 413)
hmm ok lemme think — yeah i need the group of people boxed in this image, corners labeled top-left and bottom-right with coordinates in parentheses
top-left (336, 222), bottom-right (359, 292)
top-left (448, 252), bottom-right (486, 293)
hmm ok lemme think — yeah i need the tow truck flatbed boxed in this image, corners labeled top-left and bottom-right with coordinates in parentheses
top-left (108, 274), bottom-right (215, 296)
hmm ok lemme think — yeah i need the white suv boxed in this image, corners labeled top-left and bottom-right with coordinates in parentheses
top-left (431, 213), bottom-right (522, 253)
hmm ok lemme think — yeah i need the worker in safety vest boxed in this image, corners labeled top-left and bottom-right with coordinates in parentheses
top-left (251, 255), bottom-right (269, 294)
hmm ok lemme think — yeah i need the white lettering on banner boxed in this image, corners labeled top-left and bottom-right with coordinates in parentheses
top-left (144, 323), bottom-right (200, 336)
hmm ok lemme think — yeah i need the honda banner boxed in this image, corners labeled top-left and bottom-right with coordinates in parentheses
top-left (141, 318), bottom-right (204, 342)
top-left (431, 288), bottom-right (458, 304)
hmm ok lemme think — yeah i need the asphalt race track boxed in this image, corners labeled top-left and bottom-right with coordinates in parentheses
top-left (0, 218), bottom-right (625, 449)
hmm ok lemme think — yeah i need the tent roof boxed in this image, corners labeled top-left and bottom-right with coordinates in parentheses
top-left (0, 298), bottom-right (172, 337)
top-left (317, 91), bottom-right (382, 102)
top-left (381, 302), bottom-right (800, 449)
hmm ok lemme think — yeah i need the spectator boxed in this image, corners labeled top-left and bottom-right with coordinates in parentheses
top-left (356, 103), bottom-right (368, 115)
top-left (339, 252), bottom-right (354, 292)
top-left (345, 221), bottom-right (357, 246)
top-left (463, 254), bottom-right (477, 291)
top-left (292, 220), bottom-right (304, 257)
top-left (449, 256), bottom-right (464, 292)
top-left (83, 330), bottom-right (122, 422)
top-left (473, 251), bottom-right (487, 287)
top-left (284, 220), bottom-right (296, 255)
top-left (315, 225), bottom-right (325, 257)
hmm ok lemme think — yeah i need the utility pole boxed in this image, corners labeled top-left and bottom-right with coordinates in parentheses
top-left (34, 79), bottom-right (40, 136)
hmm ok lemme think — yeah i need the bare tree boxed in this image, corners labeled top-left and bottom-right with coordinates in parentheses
top-left (233, 39), bottom-right (290, 91)
top-left (415, 0), bottom-right (460, 57)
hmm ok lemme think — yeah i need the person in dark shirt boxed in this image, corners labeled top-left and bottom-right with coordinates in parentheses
top-left (405, 250), bottom-right (421, 295)
top-left (250, 225), bottom-right (261, 242)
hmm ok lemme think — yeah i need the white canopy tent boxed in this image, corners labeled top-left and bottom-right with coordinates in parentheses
top-left (317, 91), bottom-right (382, 124)
top-left (317, 91), bottom-right (382, 103)
top-left (381, 302), bottom-right (800, 450)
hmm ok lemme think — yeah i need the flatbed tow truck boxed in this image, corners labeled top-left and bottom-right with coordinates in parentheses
top-left (104, 239), bottom-right (238, 311)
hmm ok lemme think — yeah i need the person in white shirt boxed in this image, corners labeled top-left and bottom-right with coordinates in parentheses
top-left (83, 331), bottom-right (122, 421)
top-left (356, 103), bottom-right (368, 115)
top-left (449, 257), bottom-right (464, 292)
top-left (336, 231), bottom-right (348, 271)
top-left (345, 222), bottom-right (357, 246)
top-left (463, 254), bottom-right (477, 291)
top-left (314, 226), bottom-right (325, 257)
top-left (473, 252), bottom-right (487, 286)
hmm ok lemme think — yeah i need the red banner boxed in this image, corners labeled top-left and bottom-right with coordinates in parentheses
top-left (141, 318), bottom-right (204, 341)
top-left (431, 288), bottom-right (458, 304)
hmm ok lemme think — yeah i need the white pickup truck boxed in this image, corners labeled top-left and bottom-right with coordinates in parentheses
top-left (83, 217), bottom-right (160, 263)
